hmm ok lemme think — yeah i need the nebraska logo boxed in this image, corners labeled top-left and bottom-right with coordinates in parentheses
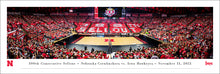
top-left (105, 8), bottom-right (115, 17)
top-left (205, 61), bottom-right (213, 66)
top-left (7, 60), bottom-right (13, 67)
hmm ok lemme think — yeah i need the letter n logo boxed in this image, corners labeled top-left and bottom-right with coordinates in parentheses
top-left (7, 60), bottom-right (13, 67)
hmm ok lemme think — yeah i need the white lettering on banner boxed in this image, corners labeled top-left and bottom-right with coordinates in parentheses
top-left (95, 23), bottom-right (104, 27)
top-left (97, 28), bottom-right (102, 32)
top-left (135, 24), bottom-right (140, 27)
top-left (113, 28), bottom-right (120, 32)
top-left (113, 24), bottom-right (122, 27)
top-left (88, 27), bottom-right (95, 32)
top-left (112, 28), bottom-right (128, 33)
top-left (130, 28), bottom-right (136, 32)
top-left (121, 28), bottom-right (128, 32)
top-left (83, 23), bottom-right (89, 27)
top-left (88, 27), bottom-right (108, 33)
top-left (78, 27), bottom-right (86, 32)
top-left (104, 28), bottom-right (108, 33)
top-left (128, 24), bottom-right (140, 27)
top-left (128, 24), bottom-right (133, 27)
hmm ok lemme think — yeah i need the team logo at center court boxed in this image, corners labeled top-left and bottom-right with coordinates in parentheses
top-left (105, 8), bottom-right (115, 17)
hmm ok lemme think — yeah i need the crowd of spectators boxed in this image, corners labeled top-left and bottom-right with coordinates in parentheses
top-left (7, 15), bottom-right (213, 59)
top-left (142, 16), bottom-right (213, 59)
top-left (7, 15), bottom-right (75, 59)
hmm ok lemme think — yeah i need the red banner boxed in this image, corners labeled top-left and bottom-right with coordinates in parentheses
top-left (127, 23), bottom-right (142, 33)
top-left (87, 23), bottom-right (108, 33)
top-left (110, 23), bottom-right (130, 33)
top-left (75, 23), bottom-right (90, 33)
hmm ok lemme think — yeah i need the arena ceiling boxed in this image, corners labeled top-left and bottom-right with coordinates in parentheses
top-left (7, 7), bottom-right (213, 15)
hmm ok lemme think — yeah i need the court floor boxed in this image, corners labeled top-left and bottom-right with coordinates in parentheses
top-left (75, 37), bottom-right (143, 46)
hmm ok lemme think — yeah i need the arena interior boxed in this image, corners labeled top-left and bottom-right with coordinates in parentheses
top-left (7, 7), bottom-right (213, 59)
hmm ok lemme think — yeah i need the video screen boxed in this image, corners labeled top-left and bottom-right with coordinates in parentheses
top-left (98, 7), bottom-right (123, 18)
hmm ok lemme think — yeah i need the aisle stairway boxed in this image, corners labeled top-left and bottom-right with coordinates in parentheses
top-left (134, 37), bottom-right (148, 44)
top-left (71, 36), bottom-right (84, 44)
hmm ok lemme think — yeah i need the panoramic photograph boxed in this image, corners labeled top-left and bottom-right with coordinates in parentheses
top-left (7, 7), bottom-right (213, 59)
